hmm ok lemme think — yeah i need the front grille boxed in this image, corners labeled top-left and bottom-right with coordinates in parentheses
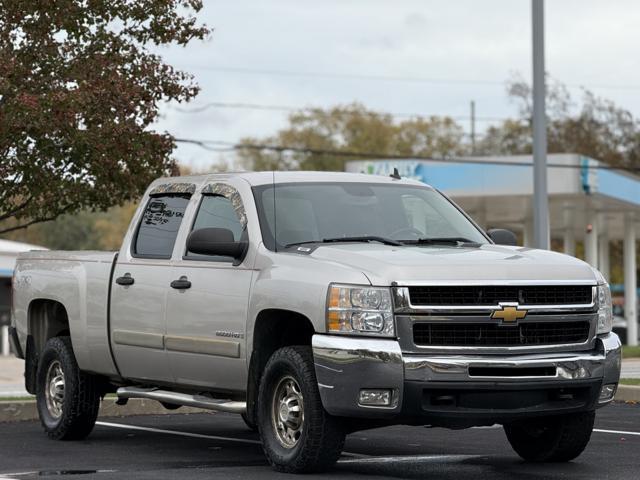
top-left (408, 285), bottom-right (592, 306)
top-left (413, 321), bottom-right (590, 347)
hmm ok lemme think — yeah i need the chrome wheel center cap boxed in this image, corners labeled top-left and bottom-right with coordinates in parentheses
top-left (279, 403), bottom-right (290, 422)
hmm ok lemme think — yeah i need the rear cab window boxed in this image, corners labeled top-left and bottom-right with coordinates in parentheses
top-left (134, 194), bottom-right (191, 258)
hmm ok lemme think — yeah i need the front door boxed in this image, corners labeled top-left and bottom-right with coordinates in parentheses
top-left (165, 183), bottom-right (253, 392)
top-left (110, 192), bottom-right (192, 383)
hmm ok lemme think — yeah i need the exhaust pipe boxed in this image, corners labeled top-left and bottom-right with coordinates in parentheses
top-left (117, 387), bottom-right (246, 414)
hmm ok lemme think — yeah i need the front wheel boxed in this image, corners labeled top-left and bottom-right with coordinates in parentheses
top-left (36, 336), bottom-right (101, 440)
top-left (257, 346), bottom-right (345, 473)
top-left (504, 411), bottom-right (595, 462)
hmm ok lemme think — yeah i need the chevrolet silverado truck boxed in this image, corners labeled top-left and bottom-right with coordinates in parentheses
top-left (9, 171), bottom-right (621, 473)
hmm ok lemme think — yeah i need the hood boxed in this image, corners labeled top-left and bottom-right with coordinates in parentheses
top-left (307, 243), bottom-right (598, 286)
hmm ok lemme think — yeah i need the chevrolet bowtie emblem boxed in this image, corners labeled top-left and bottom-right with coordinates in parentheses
top-left (491, 303), bottom-right (527, 323)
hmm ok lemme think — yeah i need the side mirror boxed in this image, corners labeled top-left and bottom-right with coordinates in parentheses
top-left (186, 227), bottom-right (248, 263)
top-left (487, 228), bottom-right (518, 246)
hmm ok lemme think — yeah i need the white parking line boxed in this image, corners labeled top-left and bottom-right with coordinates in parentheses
top-left (96, 421), bottom-right (262, 445)
top-left (338, 454), bottom-right (481, 464)
top-left (94, 421), bottom-right (640, 460)
top-left (594, 428), bottom-right (640, 437)
top-left (95, 421), bottom-right (367, 458)
top-left (0, 471), bottom-right (115, 479)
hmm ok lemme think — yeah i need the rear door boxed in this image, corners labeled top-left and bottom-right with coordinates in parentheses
top-left (164, 181), bottom-right (253, 392)
top-left (110, 185), bottom-right (195, 383)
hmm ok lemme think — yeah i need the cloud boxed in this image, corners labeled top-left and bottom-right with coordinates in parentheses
top-left (151, 0), bottom-right (640, 168)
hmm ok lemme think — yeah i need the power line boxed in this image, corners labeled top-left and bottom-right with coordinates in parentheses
top-left (183, 65), bottom-right (640, 91)
top-left (182, 65), bottom-right (503, 86)
top-left (170, 101), bottom-right (509, 122)
top-left (174, 138), bottom-right (640, 173)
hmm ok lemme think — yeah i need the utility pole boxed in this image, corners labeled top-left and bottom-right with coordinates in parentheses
top-left (532, 0), bottom-right (550, 249)
top-left (470, 100), bottom-right (476, 155)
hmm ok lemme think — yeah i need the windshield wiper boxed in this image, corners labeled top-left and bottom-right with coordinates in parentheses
top-left (285, 236), bottom-right (404, 248)
top-left (401, 237), bottom-right (482, 247)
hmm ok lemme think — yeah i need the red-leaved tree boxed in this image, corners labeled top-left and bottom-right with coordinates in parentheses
top-left (0, 1), bottom-right (209, 234)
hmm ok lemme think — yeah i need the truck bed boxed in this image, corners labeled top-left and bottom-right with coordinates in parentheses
top-left (12, 250), bottom-right (119, 377)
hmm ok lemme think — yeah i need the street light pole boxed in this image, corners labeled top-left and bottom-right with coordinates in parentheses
top-left (470, 100), bottom-right (476, 154)
top-left (532, 0), bottom-right (550, 250)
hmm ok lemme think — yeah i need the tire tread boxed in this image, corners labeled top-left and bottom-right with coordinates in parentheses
top-left (37, 336), bottom-right (100, 440)
top-left (504, 411), bottom-right (595, 462)
top-left (258, 346), bottom-right (345, 473)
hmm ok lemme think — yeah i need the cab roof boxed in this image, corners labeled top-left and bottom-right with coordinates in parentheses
top-left (148, 170), bottom-right (431, 189)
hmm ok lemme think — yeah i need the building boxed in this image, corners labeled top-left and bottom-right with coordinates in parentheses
top-left (346, 153), bottom-right (639, 345)
top-left (0, 238), bottom-right (45, 355)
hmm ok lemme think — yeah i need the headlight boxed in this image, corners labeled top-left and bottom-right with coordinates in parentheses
top-left (597, 283), bottom-right (613, 335)
top-left (326, 284), bottom-right (395, 336)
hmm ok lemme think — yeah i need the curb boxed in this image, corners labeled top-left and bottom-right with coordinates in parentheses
top-left (0, 398), bottom-right (213, 423)
top-left (616, 385), bottom-right (640, 403)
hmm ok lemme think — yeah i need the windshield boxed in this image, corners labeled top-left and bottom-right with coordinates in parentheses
top-left (253, 182), bottom-right (489, 250)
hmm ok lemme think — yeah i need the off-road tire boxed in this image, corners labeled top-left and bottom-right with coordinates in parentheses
top-left (36, 336), bottom-right (101, 440)
top-left (504, 411), bottom-right (595, 462)
top-left (257, 346), bottom-right (345, 473)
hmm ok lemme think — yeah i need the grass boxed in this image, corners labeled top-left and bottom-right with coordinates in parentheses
top-left (620, 378), bottom-right (640, 386)
top-left (0, 396), bottom-right (35, 402)
top-left (622, 345), bottom-right (640, 358)
top-left (0, 393), bottom-right (116, 402)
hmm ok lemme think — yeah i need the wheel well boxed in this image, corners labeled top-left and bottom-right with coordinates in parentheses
top-left (245, 309), bottom-right (315, 424)
top-left (24, 299), bottom-right (71, 395)
top-left (28, 299), bottom-right (70, 356)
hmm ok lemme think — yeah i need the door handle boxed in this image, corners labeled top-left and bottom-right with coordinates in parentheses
top-left (115, 274), bottom-right (135, 286)
top-left (170, 276), bottom-right (191, 290)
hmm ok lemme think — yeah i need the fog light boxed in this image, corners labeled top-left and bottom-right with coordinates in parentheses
top-left (599, 383), bottom-right (617, 402)
top-left (359, 389), bottom-right (393, 406)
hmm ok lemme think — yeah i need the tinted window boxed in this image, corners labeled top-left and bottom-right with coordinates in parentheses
top-left (186, 195), bottom-right (244, 261)
top-left (134, 195), bottom-right (190, 258)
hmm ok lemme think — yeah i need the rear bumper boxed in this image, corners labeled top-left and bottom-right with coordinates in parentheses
top-left (312, 332), bottom-right (621, 426)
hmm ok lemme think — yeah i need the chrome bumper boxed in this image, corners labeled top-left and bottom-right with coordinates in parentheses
top-left (312, 332), bottom-right (621, 419)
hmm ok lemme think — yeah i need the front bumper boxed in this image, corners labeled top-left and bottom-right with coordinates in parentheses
top-left (312, 332), bottom-right (621, 425)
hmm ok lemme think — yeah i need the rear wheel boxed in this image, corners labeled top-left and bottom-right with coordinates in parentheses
top-left (36, 336), bottom-right (101, 440)
top-left (257, 346), bottom-right (345, 473)
top-left (504, 411), bottom-right (595, 462)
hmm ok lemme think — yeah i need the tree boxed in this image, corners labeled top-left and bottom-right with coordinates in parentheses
top-left (2, 201), bottom-right (137, 250)
top-left (238, 103), bottom-right (465, 171)
top-left (0, 1), bottom-right (209, 235)
top-left (478, 75), bottom-right (640, 171)
top-left (92, 202), bottom-right (138, 250)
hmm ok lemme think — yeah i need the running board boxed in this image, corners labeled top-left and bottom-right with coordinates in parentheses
top-left (116, 387), bottom-right (246, 414)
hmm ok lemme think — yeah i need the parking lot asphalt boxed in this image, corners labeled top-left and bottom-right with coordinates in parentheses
top-left (0, 402), bottom-right (638, 480)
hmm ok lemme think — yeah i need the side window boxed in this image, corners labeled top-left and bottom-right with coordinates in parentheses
top-left (186, 195), bottom-right (245, 261)
top-left (134, 194), bottom-right (190, 258)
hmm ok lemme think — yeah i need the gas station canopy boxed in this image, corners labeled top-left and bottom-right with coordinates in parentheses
top-left (345, 154), bottom-right (640, 250)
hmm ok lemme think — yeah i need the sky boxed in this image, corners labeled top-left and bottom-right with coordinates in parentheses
top-left (152, 0), bottom-right (640, 169)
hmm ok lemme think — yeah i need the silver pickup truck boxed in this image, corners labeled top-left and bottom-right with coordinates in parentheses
top-left (10, 171), bottom-right (621, 473)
